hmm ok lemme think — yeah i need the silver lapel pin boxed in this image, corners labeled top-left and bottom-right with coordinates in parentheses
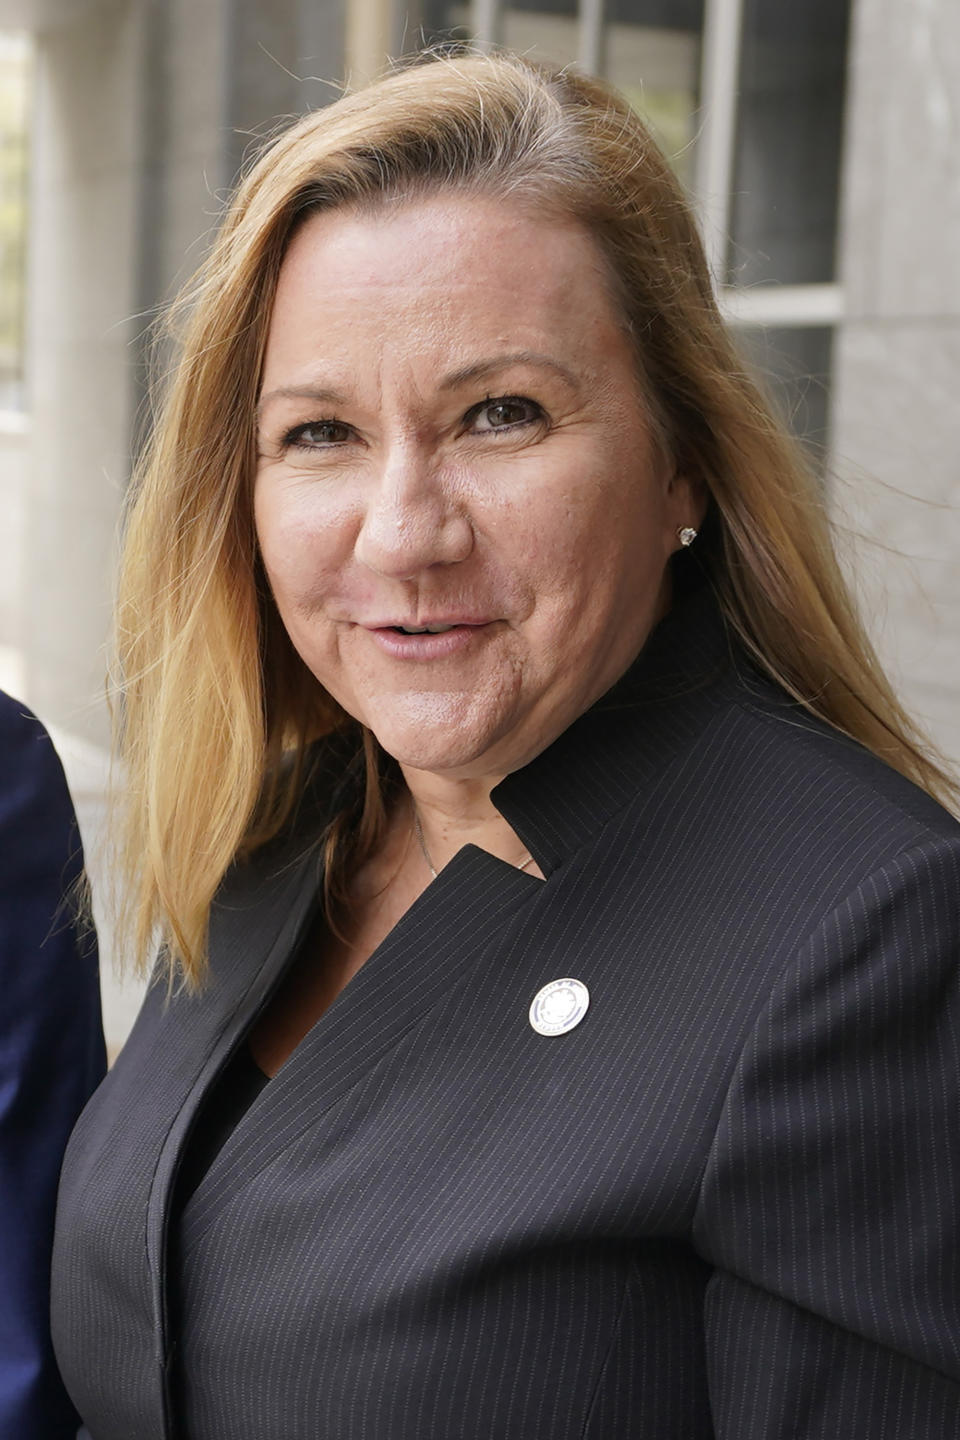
top-left (529, 978), bottom-right (590, 1036)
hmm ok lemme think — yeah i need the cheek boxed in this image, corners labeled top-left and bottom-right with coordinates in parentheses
top-left (515, 463), bottom-right (670, 610)
top-left (254, 478), bottom-right (350, 610)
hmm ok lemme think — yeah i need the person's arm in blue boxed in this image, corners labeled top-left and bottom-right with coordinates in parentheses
top-left (0, 691), bottom-right (106, 1439)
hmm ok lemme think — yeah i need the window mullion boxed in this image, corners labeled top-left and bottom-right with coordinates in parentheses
top-left (720, 283), bottom-right (844, 328)
top-left (471, 0), bottom-right (504, 47)
top-left (695, 0), bottom-right (744, 287)
top-left (578, 0), bottom-right (605, 75)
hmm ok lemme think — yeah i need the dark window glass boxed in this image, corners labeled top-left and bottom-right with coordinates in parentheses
top-left (418, 1), bottom-right (474, 48)
top-left (501, 1), bottom-right (579, 67)
top-left (506, 0), bottom-right (577, 16)
top-left (727, 0), bottom-right (852, 286)
top-left (733, 325), bottom-right (834, 454)
top-left (607, 0), bottom-right (702, 29)
top-left (420, 0), bottom-right (579, 56)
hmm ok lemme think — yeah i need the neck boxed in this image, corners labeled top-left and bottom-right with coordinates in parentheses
top-left (400, 765), bottom-right (539, 877)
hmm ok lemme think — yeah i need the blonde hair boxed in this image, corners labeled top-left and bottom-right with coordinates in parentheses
top-left (115, 50), bottom-right (957, 987)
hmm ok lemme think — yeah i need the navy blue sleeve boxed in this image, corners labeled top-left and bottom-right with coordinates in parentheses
top-left (0, 692), bottom-right (106, 1440)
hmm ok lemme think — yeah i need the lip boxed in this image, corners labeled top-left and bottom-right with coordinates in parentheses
top-left (363, 617), bottom-right (493, 631)
top-left (362, 619), bottom-right (497, 661)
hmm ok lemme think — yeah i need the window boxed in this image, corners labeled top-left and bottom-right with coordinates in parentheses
top-left (733, 325), bottom-right (834, 455)
top-left (407, 0), bottom-right (852, 450)
top-left (697, 0), bottom-right (851, 453)
top-left (727, 0), bottom-right (850, 288)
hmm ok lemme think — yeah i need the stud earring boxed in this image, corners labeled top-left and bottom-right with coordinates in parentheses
top-left (677, 526), bottom-right (698, 548)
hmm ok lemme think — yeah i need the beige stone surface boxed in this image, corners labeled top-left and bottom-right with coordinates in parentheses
top-left (831, 320), bottom-right (960, 769)
top-left (842, 0), bottom-right (960, 321)
top-left (834, 0), bottom-right (960, 782)
top-left (22, 1), bottom-right (144, 746)
top-left (47, 725), bottom-right (147, 1062)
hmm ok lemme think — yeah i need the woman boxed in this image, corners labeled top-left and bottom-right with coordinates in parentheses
top-left (52, 51), bottom-right (960, 1438)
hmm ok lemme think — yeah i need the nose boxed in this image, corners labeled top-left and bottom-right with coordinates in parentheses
top-left (354, 443), bottom-right (474, 580)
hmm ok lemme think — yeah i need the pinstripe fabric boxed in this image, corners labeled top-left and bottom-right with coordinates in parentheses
top-left (51, 588), bottom-right (960, 1438)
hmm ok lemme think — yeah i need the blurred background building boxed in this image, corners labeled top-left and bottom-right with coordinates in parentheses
top-left (0, 0), bottom-right (958, 1053)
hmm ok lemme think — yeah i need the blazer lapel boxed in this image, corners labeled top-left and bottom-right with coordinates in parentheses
top-left (144, 831), bottom-right (324, 1385)
top-left (178, 846), bottom-right (541, 1255)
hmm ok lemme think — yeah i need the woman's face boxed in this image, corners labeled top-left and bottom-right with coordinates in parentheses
top-left (255, 193), bottom-right (698, 781)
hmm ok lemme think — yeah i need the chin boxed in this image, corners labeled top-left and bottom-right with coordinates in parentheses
top-left (368, 725), bottom-right (495, 775)
top-left (349, 687), bottom-right (522, 776)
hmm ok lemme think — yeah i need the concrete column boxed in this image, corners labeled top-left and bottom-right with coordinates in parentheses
top-left (832, 0), bottom-right (960, 769)
top-left (19, 0), bottom-right (332, 746)
top-left (345, 0), bottom-right (396, 87)
top-left (23, 0), bottom-right (145, 745)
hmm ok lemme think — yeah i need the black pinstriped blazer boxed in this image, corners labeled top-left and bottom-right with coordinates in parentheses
top-left (52, 588), bottom-right (960, 1438)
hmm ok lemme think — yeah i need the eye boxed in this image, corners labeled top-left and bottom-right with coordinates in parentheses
top-left (283, 419), bottom-right (354, 449)
top-left (467, 396), bottom-right (544, 434)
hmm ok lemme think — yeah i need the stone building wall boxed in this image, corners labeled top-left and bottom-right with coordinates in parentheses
top-left (833, 0), bottom-right (960, 769)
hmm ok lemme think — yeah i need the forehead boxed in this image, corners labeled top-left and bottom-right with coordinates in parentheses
top-left (262, 193), bottom-right (630, 382)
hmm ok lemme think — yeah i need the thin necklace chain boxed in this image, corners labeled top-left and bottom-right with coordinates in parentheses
top-left (411, 804), bottom-right (536, 879)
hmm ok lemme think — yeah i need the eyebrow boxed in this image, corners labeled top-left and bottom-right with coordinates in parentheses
top-left (257, 384), bottom-right (349, 416)
top-left (438, 351), bottom-right (580, 392)
top-left (257, 351), bottom-right (579, 416)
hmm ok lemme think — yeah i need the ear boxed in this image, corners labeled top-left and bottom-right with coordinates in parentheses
top-left (665, 468), bottom-right (709, 538)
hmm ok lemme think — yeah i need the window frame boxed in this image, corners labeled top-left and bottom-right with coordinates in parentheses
top-left (461, 0), bottom-right (845, 331)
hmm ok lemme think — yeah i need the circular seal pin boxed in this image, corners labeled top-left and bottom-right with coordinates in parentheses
top-left (529, 978), bottom-right (590, 1036)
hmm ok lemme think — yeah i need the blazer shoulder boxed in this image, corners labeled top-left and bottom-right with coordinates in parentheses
top-left (0, 688), bottom-right (70, 789)
top-left (0, 690), bottom-right (89, 890)
top-left (0, 685), bottom-right (35, 733)
top-left (716, 663), bottom-right (960, 856)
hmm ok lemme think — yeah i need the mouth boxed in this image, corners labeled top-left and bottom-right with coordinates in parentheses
top-left (362, 618), bottom-right (496, 660)
top-left (389, 623), bottom-right (459, 635)
top-left (366, 617), bottom-right (492, 634)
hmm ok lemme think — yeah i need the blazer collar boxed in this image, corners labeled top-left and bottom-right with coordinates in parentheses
top-left (197, 581), bottom-right (735, 1011)
top-left (492, 582), bottom-right (738, 875)
top-left (204, 581), bottom-right (735, 976)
